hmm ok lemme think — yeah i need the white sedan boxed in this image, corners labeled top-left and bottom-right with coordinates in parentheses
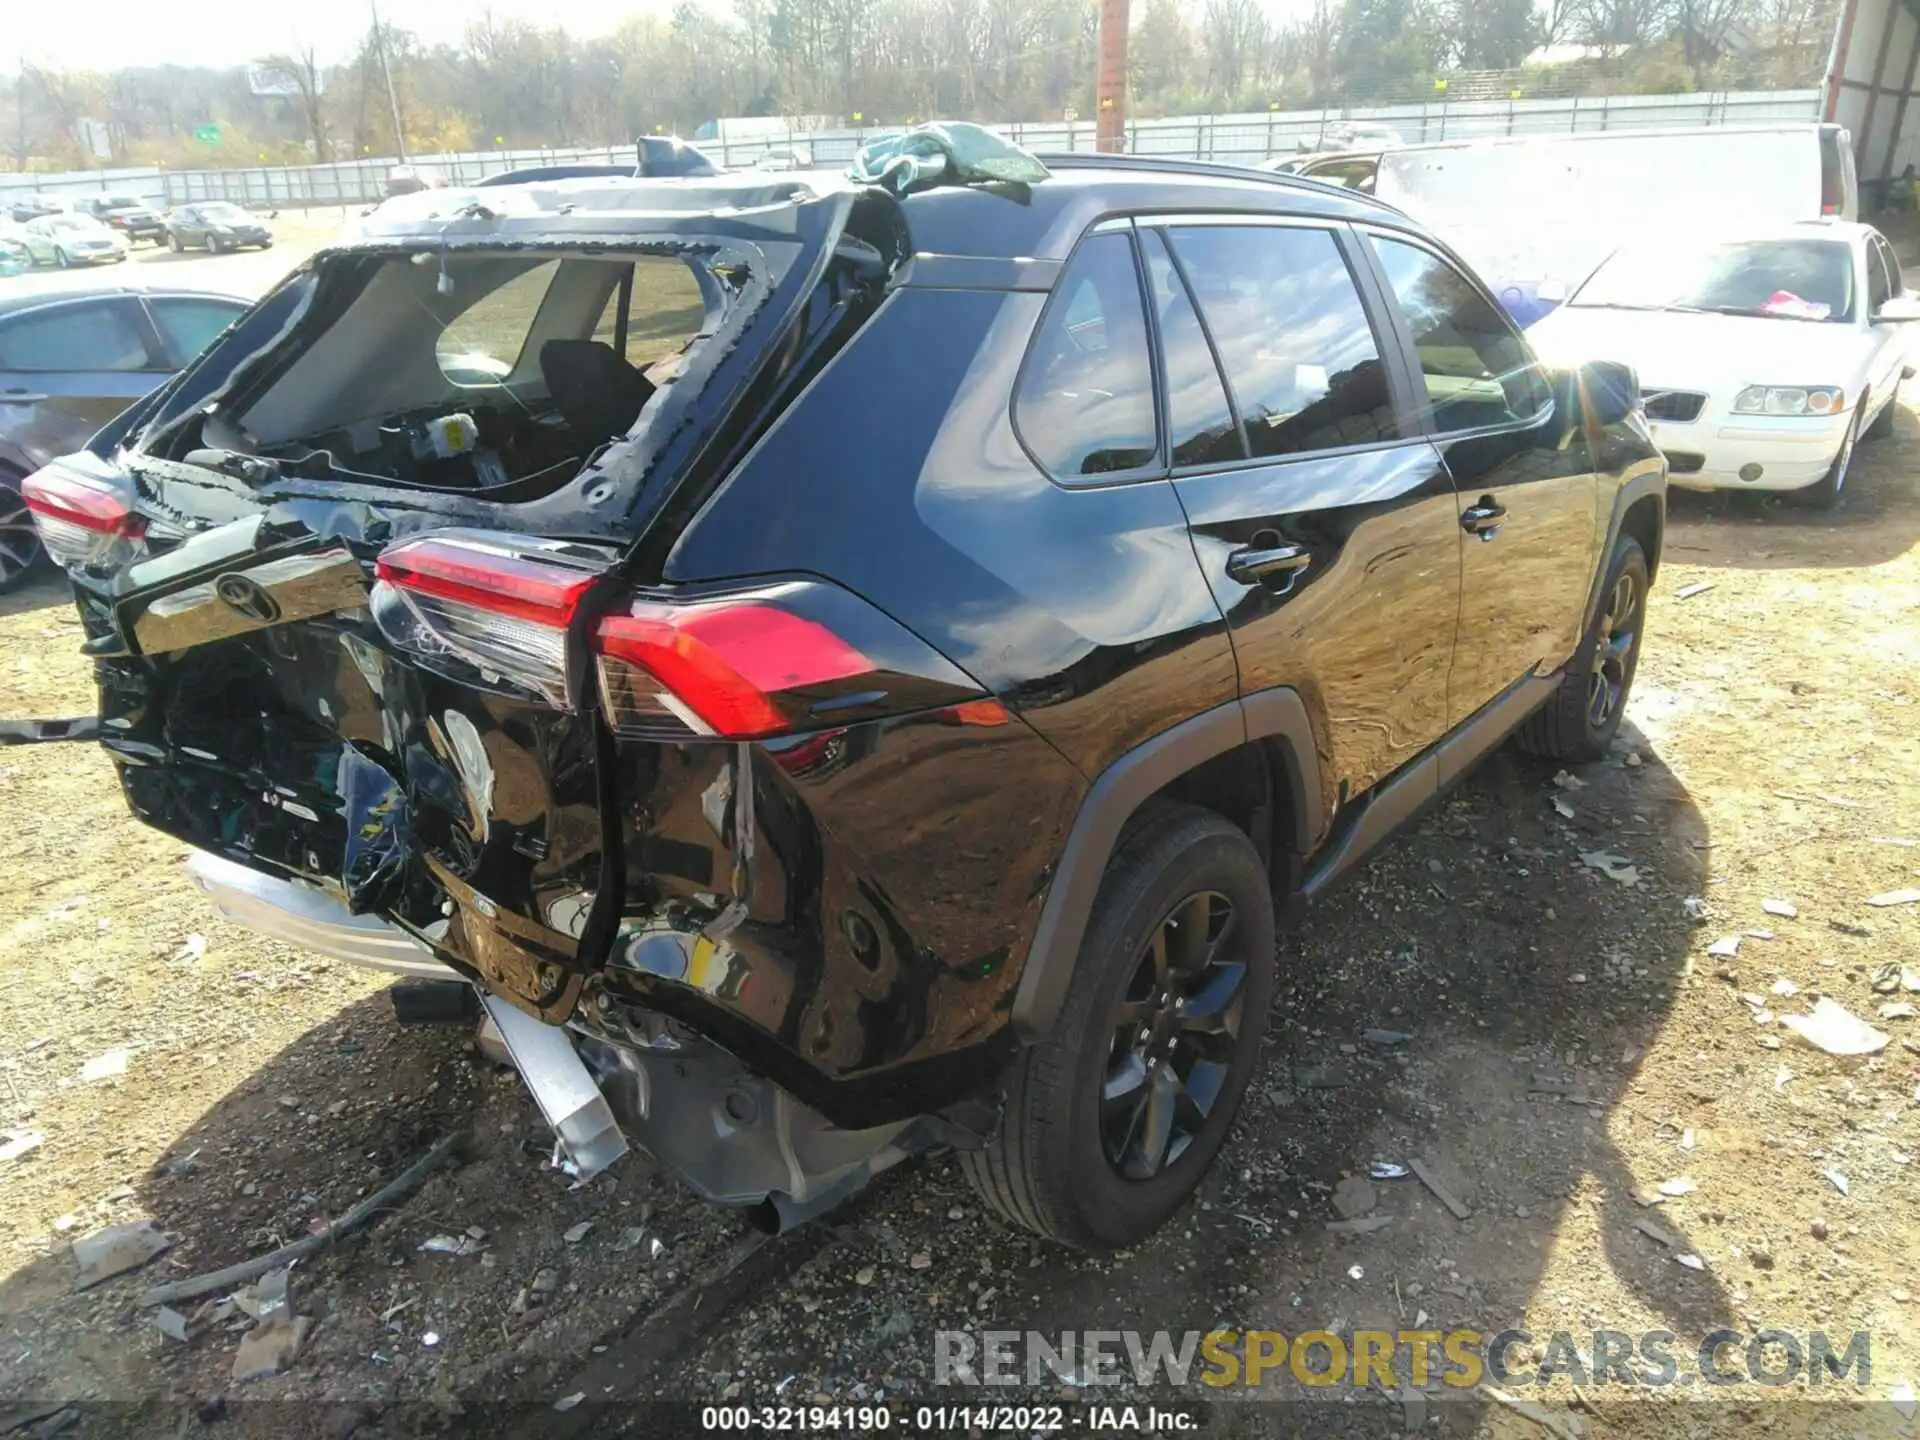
top-left (19, 214), bottom-right (128, 269)
top-left (1528, 221), bottom-right (1916, 508)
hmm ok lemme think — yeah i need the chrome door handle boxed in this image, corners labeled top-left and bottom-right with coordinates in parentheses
top-left (1225, 543), bottom-right (1312, 588)
top-left (1461, 499), bottom-right (1506, 538)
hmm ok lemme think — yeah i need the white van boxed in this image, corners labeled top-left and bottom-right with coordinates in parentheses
top-left (1287, 124), bottom-right (1857, 326)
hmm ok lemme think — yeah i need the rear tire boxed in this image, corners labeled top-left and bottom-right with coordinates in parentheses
top-left (168, 232), bottom-right (182, 254)
top-left (1517, 536), bottom-right (1649, 764)
top-left (0, 465), bottom-right (46, 594)
top-left (53, 246), bottom-right (70, 269)
top-left (960, 805), bottom-right (1276, 1251)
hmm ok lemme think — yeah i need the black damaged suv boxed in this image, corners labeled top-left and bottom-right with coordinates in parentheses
top-left (26, 158), bottom-right (1664, 1250)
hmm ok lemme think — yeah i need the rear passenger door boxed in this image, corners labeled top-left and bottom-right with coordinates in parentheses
top-left (1357, 229), bottom-right (1599, 730)
top-left (1152, 217), bottom-right (1464, 801)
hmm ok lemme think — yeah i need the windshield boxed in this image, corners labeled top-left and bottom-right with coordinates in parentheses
top-left (1571, 238), bottom-right (1856, 322)
top-left (201, 204), bottom-right (251, 222)
top-left (102, 195), bottom-right (143, 209)
top-left (48, 216), bottom-right (104, 234)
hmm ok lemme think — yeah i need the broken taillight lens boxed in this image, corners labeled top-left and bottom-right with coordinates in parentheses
top-left (22, 466), bottom-right (146, 569)
top-left (373, 531), bottom-right (990, 735)
top-left (372, 530), bottom-right (609, 707)
top-left (596, 596), bottom-right (874, 739)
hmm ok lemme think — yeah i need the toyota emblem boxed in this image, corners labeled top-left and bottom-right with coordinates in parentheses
top-left (214, 573), bottom-right (281, 624)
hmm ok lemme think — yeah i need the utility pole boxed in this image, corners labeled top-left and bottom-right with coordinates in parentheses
top-left (1094, 0), bottom-right (1130, 153)
top-left (368, 0), bottom-right (408, 162)
top-left (15, 58), bottom-right (28, 173)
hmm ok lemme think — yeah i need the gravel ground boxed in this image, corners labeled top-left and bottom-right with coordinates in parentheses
top-left (0, 388), bottom-right (1916, 1437)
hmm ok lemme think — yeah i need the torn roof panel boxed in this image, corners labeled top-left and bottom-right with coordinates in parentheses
top-left (350, 173), bottom-right (848, 242)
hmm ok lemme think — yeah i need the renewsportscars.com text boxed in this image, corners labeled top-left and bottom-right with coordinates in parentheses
top-left (935, 1328), bottom-right (1873, 1390)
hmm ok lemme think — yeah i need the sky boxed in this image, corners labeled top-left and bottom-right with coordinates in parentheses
top-left (12, 0), bottom-right (683, 72)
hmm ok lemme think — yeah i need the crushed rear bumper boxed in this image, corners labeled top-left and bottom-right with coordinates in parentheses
top-left (185, 849), bottom-right (452, 980)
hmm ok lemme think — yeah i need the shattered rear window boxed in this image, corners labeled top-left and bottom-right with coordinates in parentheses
top-left (189, 247), bottom-right (735, 497)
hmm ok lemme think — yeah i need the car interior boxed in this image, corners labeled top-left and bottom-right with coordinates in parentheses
top-left (173, 249), bottom-right (725, 495)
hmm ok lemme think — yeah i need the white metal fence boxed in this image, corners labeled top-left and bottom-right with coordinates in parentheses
top-left (2, 87), bottom-right (1821, 215)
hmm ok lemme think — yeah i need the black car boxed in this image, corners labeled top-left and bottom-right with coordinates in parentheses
top-left (7, 193), bottom-right (64, 223)
top-left (163, 202), bottom-right (273, 254)
top-left (0, 286), bottom-right (248, 589)
top-left (74, 194), bottom-right (167, 245)
top-left (26, 160), bottom-right (1663, 1249)
top-left (478, 135), bottom-right (722, 187)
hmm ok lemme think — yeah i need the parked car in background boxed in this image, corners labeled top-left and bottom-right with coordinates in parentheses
top-left (164, 203), bottom-right (274, 254)
top-left (1257, 147), bottom-right (1377, 189)
top-left (25, 159), bottom-right (1661, 1248)
top-left (1291, 121), bottom-right (1403, 154)
top-left (1529, 221), bottom-right (1914, 508)
top-left (479, 136), bottom-right (723, 187)
top-left (20, 214), bottom-right (128, 268)
top-left (0, 225), bottom-right (28, 278)
top-left (752, 146), bottom-right (814, 171)
top-left (0, 286), bottom-right (248, 589)
top-left (73, 194), bottom-right (167, 246)
top-left (1278, 123), bottom-right (1858, 327)
top-left (8, 193), bottom-right (66, 223)
top-left (386, 165), bottom-right (444, 198)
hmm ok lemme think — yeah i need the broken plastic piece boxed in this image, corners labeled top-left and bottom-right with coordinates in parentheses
top-left (481, 995), bottom-right (627, 1181)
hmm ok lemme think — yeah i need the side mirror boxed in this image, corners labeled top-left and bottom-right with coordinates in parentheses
top-left (1873, 295), bottom-right (1920, 323)
top-left (1581, 359), bottom-right (1639, 427)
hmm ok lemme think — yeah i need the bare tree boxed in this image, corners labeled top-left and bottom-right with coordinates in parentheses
top-left (255, 45), bottom-right (331, 160)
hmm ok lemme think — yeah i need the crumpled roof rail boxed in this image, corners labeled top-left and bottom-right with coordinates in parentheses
top-left (347, 171), bottom-right (857, 245)
top-left (1030, 151), bottom-right (1413, 221)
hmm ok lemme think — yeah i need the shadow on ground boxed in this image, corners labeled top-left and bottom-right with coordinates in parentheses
top-left (0, 724), bottom-right (1721, 1437)
top-left (653, 723), bottom-right (1733, 1437)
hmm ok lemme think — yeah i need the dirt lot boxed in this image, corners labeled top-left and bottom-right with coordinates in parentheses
top-left (1, 408), bottom-right (1917, 1437)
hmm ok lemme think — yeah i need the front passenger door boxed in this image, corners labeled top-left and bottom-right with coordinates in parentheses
top-left (1360, 231), bottom-right (1600, 731)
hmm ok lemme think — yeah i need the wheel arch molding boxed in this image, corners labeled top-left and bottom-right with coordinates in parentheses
top-left (1009, 689), bottom-right (1324, 1042)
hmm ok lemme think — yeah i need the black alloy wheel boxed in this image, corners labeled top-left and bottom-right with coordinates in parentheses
top-left (0, 476), bottom-right (46, 591)
top-left (1586, 567), bottom-right (1641, 731)
top-left (1099, 889), bottom-right (1245, 1180)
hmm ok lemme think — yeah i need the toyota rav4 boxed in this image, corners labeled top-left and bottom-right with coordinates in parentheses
top-left (24, 157), bottom-right (1664, 1250)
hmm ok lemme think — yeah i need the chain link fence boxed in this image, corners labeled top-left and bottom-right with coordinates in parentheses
top-left (3, 87), bottom-right (1821, 214)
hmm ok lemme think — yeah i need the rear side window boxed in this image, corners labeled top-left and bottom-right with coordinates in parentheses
top-left (0, 301), bottom-right (152, 372)
top-left (1015, 230), bottom-right (1158, 478)
top-left (592, 255), bottom-right (710, 373)
top-left (1368, 235), bottom-right (1551, 433)
top-left (1869, 241), bottom-right (1893, 314)
top-left (1140, 229), bottom-right (1243, 468)
top-left (1166, 224), bottom-right (1397, 457)
top-left (1304, 159), bottom-right (1378, 193)
top-left (150, 297), bottom-right (245, 363)
top-left (437, 258), bottom-right (562, 383)
top-left (1872, 235), bottom-right (1903, 303)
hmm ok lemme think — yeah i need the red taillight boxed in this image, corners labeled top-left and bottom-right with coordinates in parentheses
top-left (371, 531), bottom-right (609, 707)
top-left (375, 534), bottom-right (596, 627)
top-left (373, 533), bottom-right (984, 739)
top-left (596, 601), bottom-right (874, 740)
top-left (22, 467), bottom-right (145, 568)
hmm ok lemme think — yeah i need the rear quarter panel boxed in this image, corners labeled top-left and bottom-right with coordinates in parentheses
top-left (654, 282), bottom-right (1241, 1114)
